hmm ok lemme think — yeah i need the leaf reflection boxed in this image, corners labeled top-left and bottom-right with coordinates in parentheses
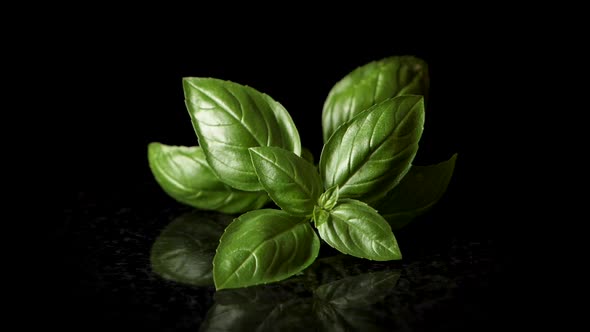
top-left (150, 210), bottom-right (232, 286)
top-left (150, 210), bottom-right (403, 331)
top-left (201, 257), bottom-right (401, 332)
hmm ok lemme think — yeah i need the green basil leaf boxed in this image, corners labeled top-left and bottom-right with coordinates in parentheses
top-left (150, 211), bottom-right (232, 286)
top-left (313, 185), bottom-right (339, 227)
top-left (319, 95), bottom-right (425, 204)
top-left (183, 78), bottom-right (301, 191)
top-left (249, 147), bottom-right (322, 216)
top-left (376, 154), bottom-right (457, 230)
top-left (148, 143), bottom-right (269, 214)
top-left (213, 209), bottom-right (320, 290)
top-left (322, 56), bottom-right (429, 142)
top-left (317, 199), bottom-right (401, 261)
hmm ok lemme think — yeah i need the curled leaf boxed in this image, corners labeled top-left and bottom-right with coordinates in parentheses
top-left (148, 143), bottom-right (269, 214)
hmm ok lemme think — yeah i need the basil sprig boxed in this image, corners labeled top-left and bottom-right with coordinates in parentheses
top-left (149, 56), bottom-right (456, 289)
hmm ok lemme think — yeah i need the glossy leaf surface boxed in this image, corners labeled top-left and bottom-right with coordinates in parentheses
top-left (322, 56), bottom-right (429, 141)
top-left (184, 78), bottom-right (301, 191)
top-left (317, 199), bottom-right (401, 261)
top-left (214, 209), bottom-right (320, 290)
top-left (320, 95), bottom-right (425, 204)
top-left (249, 147), bottom-right (322, 216)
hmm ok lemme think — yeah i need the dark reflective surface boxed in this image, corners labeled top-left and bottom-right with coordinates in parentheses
top-left (150, 210), bottom-right (232, 286)
top-left (54, 197), bottom-right (506, 331)
top-left (47, 33), bottom-right (529, 330)
top-left (201, 261), bottom-right (401, 331)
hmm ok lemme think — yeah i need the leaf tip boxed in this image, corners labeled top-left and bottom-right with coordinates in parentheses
top-left (418, 95), bottom-right (425, 105)
top-left (147, 142), bottom-right (157, 152)
top-left (394, 94), bottom-right (425, 110)
top-left (181, 76), bottom-right (194, 87)
top-left (375, 248), bottom-right (402, 262)
top-left (213, 282), bottom-right (225, 291)
top-left (148, 141), bottom-right (161, 149)
top-left (182, 77), bottom-right (209, 96)
top-left (147, 142), bottom-right (164, 162)
top-left (212, 256), bottom-right (227, 291)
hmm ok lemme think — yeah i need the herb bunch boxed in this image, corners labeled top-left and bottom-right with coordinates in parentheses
top-left (148, 56), bottom-right (456, 289)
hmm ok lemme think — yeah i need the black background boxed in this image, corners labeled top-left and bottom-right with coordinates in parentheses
top-left (57, 30), bottom-right (497, 208)
top-left (43, 19), bottom-right (533, 330)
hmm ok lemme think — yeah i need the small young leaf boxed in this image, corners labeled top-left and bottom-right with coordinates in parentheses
top-left (249, 147), bottom-right (322, 216)
top-left (376, 154), bottom-right (457, 230)
top-left (320, 95), bottom-right (425, 204)
top-left (150, 211), bottom-right (232, 286)
top-left (213, 209), bottom-right (320, 290)
top-left (322, 56), bottom-right (429, 142)
top-left (317, 199), bottom-right (401, 261)
top-left (184, 78), bottom-right (301, 191)
top-left (313, 186), bottom-right (339, 228)
top-left (312, 206), bottom-right (330, 227)
top-left (148, 143), bottom-right (269, 214)
top-left (317, 185), bottom-right (339, 211)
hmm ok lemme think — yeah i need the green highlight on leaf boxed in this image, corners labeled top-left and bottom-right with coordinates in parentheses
top-left (148, 143), bottom-right (269, 214)
top-left (213, 209), bottom-right (320, 290)
top-left (376, 153), bottom-right (457, 230)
